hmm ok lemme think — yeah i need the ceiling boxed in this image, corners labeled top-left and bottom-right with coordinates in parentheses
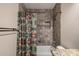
top-left (24, 3), bottom-right (55, 9)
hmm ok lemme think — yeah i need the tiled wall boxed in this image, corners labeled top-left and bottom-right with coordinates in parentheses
top-left (53, 4), bottom-right (61, 47)
top-left (26, 4), bottom-right (61, 46)
top-left (37, 11), bottom-right (53, 45)
top-left (26, 9), bottom-right (53, 46)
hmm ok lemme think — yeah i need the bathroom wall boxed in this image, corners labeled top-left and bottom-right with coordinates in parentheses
top-left (61, 4), bottom-right (79, 49)
top-left (26, 9), bottom-right (53, 45)
top-left (0, 3), bottom-right (18, 56)
top-left (37, 10), bottom-right (53, 45)
top-left (52, 4), bottom-right (61, 47)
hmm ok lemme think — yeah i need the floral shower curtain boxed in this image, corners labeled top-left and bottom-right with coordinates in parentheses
top-left (17, 11), bottom-right (37, 56)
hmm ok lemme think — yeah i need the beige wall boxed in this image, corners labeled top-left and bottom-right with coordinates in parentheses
top-left (61, 4), bottom-right (79, 49)
top-left (0, 4), bottom-right (18, 56)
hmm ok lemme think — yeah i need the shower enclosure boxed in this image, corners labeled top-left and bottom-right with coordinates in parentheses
top-left (18, 3), bottom-right (61, 56)
top-left (36, 10), bottom-right (53, 56)
top-left (25, 9), bottom-right (53, 56)
top-left (26, 9), bottom-right (53, 46)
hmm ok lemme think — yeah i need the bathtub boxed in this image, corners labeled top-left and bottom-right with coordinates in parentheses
top-left (37, 46), bottom-right (52, 56)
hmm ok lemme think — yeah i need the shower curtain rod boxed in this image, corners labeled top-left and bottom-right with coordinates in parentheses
top-left (26, 11), bottom-right (46, 13)
top-left (0, 27), bottom-right (18, 32)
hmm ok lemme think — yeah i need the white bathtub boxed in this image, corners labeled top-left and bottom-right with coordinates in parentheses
top-left (37, 46), bottom-right (52, 56)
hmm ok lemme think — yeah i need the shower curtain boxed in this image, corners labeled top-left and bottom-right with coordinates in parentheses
top-left (17, 11), bottom-right (37, 56)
